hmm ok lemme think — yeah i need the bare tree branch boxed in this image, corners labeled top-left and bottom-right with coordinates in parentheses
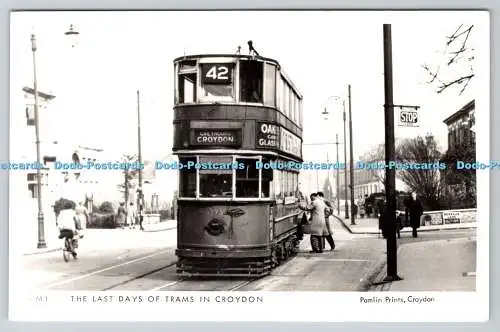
top-left (422, 24), bottom-right (475, 95)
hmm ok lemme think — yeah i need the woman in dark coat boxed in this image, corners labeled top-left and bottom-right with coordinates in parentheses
top-left (405, 192), bottom-right (424, 237)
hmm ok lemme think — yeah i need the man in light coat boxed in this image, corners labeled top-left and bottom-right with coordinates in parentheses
top-left (317, 192), bottom-right (335, 251)
top-left (299, 193), bottom-right (329, 253)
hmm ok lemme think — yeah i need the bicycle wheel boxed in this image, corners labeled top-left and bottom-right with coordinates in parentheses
top-left (63, 238), bottom-right (72, 262)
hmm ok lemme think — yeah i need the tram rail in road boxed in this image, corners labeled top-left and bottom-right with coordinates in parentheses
top-left (41, 246), bottom-right (264, 292)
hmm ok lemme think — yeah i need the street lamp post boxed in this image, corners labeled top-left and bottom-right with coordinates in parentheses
top-left (348, 84), bottom-right (356, 226)
top-left (342, 101), bottom-right (349, 219)
top-left (322, 95), bottom-right (349, 219)
top-left (137, 90), bottom-right (144, 230)
top-left (335, 134), bottom-right (340, 215)
top-left (31, 33), bottom-right (47, 249)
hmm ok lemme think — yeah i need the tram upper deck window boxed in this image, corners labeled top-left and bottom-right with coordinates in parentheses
top-left (177, 60), bottom-right (197, 104)
top-left (239, 60), bottom-right (263, 103)
top-left (179, 157), bottom-right (196, 197)
top-left (178, 73), bottom-right (197, 104)
top-left (199, 156), bottom-right (232, 198)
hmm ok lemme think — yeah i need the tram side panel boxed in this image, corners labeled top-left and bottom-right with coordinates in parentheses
top-left (272, 203), bottom-right (301, 241)
top-left (176, 201), bottom-right (272, 259)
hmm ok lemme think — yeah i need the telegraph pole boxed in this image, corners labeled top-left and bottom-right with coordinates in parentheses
top-left (335, 134), bottom-right (340, 215)
top-left (137, 90), bottom-right (144, 230)
top-left (383, 24), bottom-right (402, 282)
top-left (343, 101), bottom-right (349, 219)
top-left (348, 84), bottom-right (356, 225)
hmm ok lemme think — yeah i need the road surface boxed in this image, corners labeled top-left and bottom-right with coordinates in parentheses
top-left (18, 220), bottom-right (476, 292)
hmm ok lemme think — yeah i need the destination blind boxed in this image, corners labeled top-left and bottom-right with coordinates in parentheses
top-left (190, 129), bottom-right (241, 146)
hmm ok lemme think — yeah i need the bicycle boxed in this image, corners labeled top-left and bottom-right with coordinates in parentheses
top-left (61, 230), bottom-right (82, 262)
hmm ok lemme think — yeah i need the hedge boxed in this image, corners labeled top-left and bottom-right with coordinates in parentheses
top-left (87, 212), bottom-right (116, 229)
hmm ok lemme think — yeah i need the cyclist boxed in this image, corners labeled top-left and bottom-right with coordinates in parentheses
top-left (56, 200), bottom-right (82, 258)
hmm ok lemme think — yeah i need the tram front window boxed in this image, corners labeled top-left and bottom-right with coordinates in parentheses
top-left (199, 156), bottom-right (232, 198)
top-left (203, 84), bottom-right (233, 98)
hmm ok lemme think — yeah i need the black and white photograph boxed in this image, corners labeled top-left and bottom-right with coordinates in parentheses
top-left (8, 10), bottom-right (489, 321)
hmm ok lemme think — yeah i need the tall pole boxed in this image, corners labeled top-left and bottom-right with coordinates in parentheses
top-left (326, 151), bottom-right (330, 199)
top-left (31, 34), bottom-right (46, 249)
top-left (343, 101), bottom-right (349, 219)
top-left (316, 170), bottom-right (319, 191)
top-left (137, 90), bottom-right (143, 188)
top-left (137, 90), bottom-right (144, 229)
top-left (383, 24), bottom-right (401, 282)
top-left (348, 84), bottom-right (356, 225)
top-left (335, 133), bottom-right (340, 215)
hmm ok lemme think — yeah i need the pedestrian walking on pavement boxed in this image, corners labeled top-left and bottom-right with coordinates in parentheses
top-left (127, 202), bottom-right (137, 229)
top-left (137, 189), bottom-right (145, 231)
top-left (75, 201), bottom-right (89, 232)
top-left (115, 202), bottom-right (127, 229)
top-left (406, 192), bottom-right (424, 238)
top-left (299, 193), bottom-right (329, 253)
top-left (317, 192), bottom-right (335, 251)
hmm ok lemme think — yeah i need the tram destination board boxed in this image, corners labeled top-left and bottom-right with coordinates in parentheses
top-left (201, 63), bottom-right (234, 84)
top-left (190, 128), bottom-right (241, 147)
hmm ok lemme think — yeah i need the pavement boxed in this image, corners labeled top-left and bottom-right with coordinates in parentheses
top-left (22, 219), bottom-right (177, 256)
top-left (370, 236), bottom-right (476, 291)
top-left (334, 214), bottom-right (477, 234)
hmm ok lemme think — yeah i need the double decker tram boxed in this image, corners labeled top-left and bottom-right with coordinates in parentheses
top-left (173, 48), bottom-right (304, 277)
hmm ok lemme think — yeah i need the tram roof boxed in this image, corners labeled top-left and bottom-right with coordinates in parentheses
top-left (174, 54), bottom-right (280, 66)
top-left (174, 54), bottom-right (302, 99)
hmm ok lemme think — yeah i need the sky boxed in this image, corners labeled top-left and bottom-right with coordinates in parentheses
top-left (10, 11), bottom-right (485, 165)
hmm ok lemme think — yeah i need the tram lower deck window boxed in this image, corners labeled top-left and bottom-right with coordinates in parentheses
top-left (179, 157), bottom-right (196, 197)
top-left (236, 158), bottom-right (259, 198)
top-left (199, 156), bottom-right (232, 198)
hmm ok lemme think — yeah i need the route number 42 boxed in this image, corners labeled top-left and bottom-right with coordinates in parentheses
top-left (206, 66), bottom-right (229, 80)
top-left (202, 63), bottom-right (233, 84)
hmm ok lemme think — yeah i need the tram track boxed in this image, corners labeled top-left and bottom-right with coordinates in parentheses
top-left (51, 253), bottom-right (264, 292)
top-left (101, 262), bottom-right (178, 291)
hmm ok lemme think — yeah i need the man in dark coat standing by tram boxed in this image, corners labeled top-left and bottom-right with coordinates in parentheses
top-left (317, 192), bottom-right (335, 251)
top-left (405, 192), bottom-right (424, 238)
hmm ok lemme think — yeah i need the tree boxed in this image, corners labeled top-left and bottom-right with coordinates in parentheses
top-left (118, 154), bottom-right (139, 203)
top-left (361, 143), bottom-right (387, 185)
top-left (396, 135), bottom-right (443, 210)
top-left (440, 130), bottom-right (476, 208)
top-left (362, 136), bottom-right (442, 209)
top-left (422, 24), bottom-right (475, 95)
top-left (360, 138), bottom-right (403, 186)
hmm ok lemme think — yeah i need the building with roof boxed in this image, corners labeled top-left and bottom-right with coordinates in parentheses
top-left (443, 99), bottom-right (475, 151)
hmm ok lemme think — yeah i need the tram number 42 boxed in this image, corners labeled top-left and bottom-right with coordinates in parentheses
top-left (202, 64), bottom-right (233, 84)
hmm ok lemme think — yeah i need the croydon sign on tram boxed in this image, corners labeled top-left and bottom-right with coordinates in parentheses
top-left (191, 129), bottom-right (241, 146)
